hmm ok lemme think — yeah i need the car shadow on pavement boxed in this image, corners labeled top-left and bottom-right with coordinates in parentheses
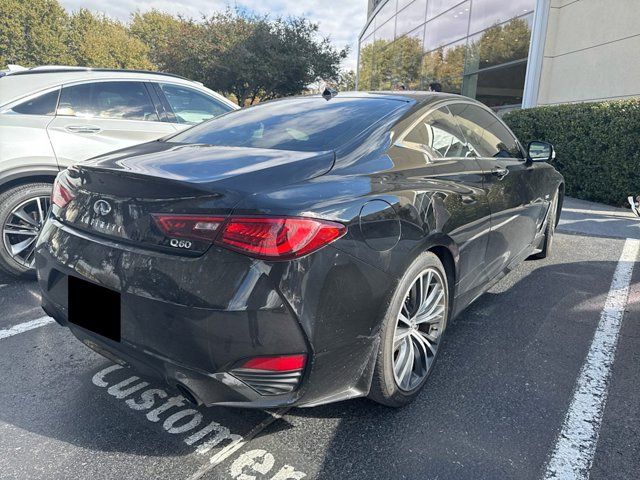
top-left (276, 257), bottom-right (630, 480)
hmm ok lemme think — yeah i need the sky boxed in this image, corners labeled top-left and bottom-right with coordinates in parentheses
top-left (57, 0), bottom-right (367, 71)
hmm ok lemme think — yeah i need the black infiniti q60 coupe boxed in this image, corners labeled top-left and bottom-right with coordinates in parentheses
top-left (36, 92), bottom-right (563, 408)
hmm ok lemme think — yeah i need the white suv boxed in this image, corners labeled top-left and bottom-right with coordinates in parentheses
top-left (0, 66), bottom-right (238, 276)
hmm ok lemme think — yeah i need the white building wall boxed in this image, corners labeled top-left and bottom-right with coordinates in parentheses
top-left (537, 0), bottom-right (640, 105)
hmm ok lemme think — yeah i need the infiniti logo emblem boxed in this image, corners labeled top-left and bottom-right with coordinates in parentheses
top-left (93, 199), bottom-right (112, 216)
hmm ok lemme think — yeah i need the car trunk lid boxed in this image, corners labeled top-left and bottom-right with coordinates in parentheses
top-left (57, 141), bottom-right (335, 253)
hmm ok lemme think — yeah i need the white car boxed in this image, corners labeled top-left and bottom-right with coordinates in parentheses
top-left (0, 66), bottom-right (238, 276)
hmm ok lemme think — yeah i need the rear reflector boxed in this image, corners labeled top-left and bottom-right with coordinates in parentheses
top-left (241, 354), bottom-right (306, 372)
top-left (217, 217), bottom-right (346, 260)
top-left (51, 175), bottom-right (75, 208)
top-left (151, 214), bottom-right (224, 242)
top-left (231, 354), bottom-right (307, 395)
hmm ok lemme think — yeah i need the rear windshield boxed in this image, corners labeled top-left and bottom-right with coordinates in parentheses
top-left (167, 97), bottom-right (407, 152)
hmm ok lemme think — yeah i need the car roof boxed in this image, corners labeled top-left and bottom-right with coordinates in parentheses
top-left (0, 67), bottom-right (228, 108)
top-left (302, 90), bottom-right (467, 107)
top-left (307, 90), bottom-right (458, 103)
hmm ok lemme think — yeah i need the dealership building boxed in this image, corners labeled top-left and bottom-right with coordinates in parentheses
top-left (357, 0), bottom-right (640, 111)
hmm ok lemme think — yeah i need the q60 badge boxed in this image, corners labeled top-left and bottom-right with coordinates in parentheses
top-left (170, 239), bottom-right (192, 249)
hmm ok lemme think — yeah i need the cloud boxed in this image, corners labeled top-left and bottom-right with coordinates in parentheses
top-left (58, 0), bottom-right (366, 71)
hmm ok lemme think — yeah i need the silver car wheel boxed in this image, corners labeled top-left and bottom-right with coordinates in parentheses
top-left (2, 195), bottom-right (50, 268)
top-left (393, 268), bottom-right (446, 392)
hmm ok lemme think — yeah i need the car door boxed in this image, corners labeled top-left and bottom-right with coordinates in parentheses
top-left (449, 102), bottom-right (547, 278)
top-left (394, 104), bottom-right (492, 303)
top-left (46, 80), bottom-right (177, 167)
top-left (153, 83), bottom-right (234, 131)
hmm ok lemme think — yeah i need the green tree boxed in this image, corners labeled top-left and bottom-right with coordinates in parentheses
top-left (1, 2), bottom-right (345, 104)
top-left (129, 10), bottom-right (184, 70)
top-left (0, 0), bottom-right (71, 66)
top-left (203, 13), bottom-right (346, 104)
top-left (67, 9), bottom-right (153, 69)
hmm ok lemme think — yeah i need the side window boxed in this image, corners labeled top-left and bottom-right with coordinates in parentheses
top-left (404, 106), bottom-right (472, 158)
top-left (11, 89), bottom-right (60, 116)
top-left (159, 84), bottom-right (230, 124)
top-left (57, 82), bottom-right (159, 121)
top-left (449, 103), bottom-right (523, 158)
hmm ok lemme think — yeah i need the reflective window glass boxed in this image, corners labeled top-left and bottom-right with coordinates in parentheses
top-left (374, 0), bottom-right (398, 28)
top-left (374, 42), bottom-right (396, 90)
top-left (469, 0), bottom-right (535, 34)
top-left (422, 39), bottom-right (466, 94)
top-left (396, 0), bottom-right (427, 38)
top-left (363, 20), bottom-right (375, 41)
top-left (391, 27), bottom-right (424, 89)
top-left (361, 33), bottom-right (374, 50)
top-left (57, 82), bottom-right (158, 121)
top-left (375, 16), bottom-right (396, 43)
top-left (170, 97), bottom-right (408, 152)
top-left (160, 84), bottom-right (230, 124)
top-left (462, 61), bottom-right (527, 108)
top-left (465, 14), bottom-right (533, 73)
top-left (11, 89), bottom-right (59, 116)
top-left (424, 1), bottom-right (470, 52)
top-left (397, 0), bottom-right (416, 10)
top-left (358, 36), bottom-right (378, 90)
top-left (449, 103), bottom-right (522, 158)
top-left (427, 0), bottom-right (467, 20)
top-left (405, 106), bottom-right (472, 158)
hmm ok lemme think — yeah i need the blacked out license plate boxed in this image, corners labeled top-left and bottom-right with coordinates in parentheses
top-left (68, 275), bottom-right (121, 342)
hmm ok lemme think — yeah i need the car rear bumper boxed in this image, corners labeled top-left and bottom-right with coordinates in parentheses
top-left (36, 218), bottom-right (393, 408)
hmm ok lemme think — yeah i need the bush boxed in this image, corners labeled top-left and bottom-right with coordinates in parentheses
top-left (503, 98), bottom-right (640, 206)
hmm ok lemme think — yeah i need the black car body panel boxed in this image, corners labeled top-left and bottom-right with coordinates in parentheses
top-left (36, 92), bottom-right (564, 407)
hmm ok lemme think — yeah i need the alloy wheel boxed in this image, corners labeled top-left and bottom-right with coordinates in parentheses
top-left (2, 195), bottom-right (50, 268)
top-left (393, 268), bottom-right (447, 391)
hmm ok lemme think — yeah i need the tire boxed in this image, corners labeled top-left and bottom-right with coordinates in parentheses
top-left (0, 182), bottom-right (53, 278)
top-left (529, 193), bottom-right (559, 260)
top-left (368, 252), bottom-right (450, 407)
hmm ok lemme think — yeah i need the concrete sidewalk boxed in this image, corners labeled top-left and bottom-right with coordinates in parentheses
top-left (559, 197), bottom-right (640, 240)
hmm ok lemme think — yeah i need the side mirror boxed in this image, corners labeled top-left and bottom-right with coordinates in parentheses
top-left (527, 141), bottom-right (555, 162)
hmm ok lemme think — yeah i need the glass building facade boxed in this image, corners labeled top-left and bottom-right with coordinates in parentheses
top-left (358, 0), bottom-right (536, 110)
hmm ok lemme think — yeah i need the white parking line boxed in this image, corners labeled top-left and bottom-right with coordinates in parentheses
top-left (0, 316), bottom-right (55, 340)
top-left (544, 238), bottom-right (640, 479)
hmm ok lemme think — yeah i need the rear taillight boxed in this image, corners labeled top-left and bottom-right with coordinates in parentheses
top-left (151, 214), bottom-right (224, 242)
top-left (152, 214), bottom-right (346, 260)
top-left (51, 175), bottom-right (75, 208)
top-left (218, 217), bottom-right (346, 260)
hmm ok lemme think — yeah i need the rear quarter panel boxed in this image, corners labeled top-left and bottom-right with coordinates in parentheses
top-left (0, 113), bottom-right (59, 186)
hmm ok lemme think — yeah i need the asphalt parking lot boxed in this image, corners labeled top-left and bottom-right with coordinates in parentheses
top-left (1, 198), bottom-right (639, 480)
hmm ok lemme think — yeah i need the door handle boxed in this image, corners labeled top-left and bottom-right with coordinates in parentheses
top-left (491, 166), bottom-right (509, 179)
top-left (65, 125), bottom-right (101, 134)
